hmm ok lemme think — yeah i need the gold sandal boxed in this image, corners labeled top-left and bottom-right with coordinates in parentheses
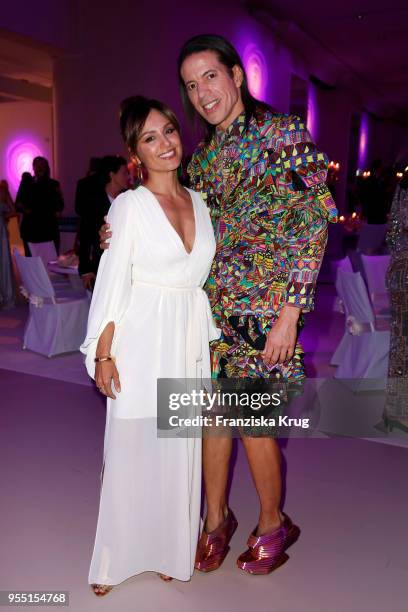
top-left (91, 583), bottom-right (113, 596)
top-left (157, 573), bottom-right (173, 582)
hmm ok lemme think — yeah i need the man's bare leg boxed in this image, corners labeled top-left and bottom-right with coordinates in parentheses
top-left (240, 436), bottom-right (284, 535)
top-left (202, 433), bottom-right (232, 532)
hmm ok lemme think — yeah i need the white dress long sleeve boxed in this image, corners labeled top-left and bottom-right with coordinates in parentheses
top-left (80, 185), bottom-right (219, 584)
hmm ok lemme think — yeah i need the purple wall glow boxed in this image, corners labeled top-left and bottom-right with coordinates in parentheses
top-left (6, 139), bottom-right (43, 193)
top-left (358, 113), bottom-right (369, 170)
top-left (307, 84), bottom-right (318, 140)
top-left (243, 44), bottom-right (268, 101)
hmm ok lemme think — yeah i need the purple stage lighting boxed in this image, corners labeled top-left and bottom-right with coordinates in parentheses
top-left (307, 85), bottom-right (317, 140)
top-left (6, 139), bottom-right (43, 191)
top-left (243, 44), bottom-right (268, 100)
top-left (358, 113), bottom-right (369, 171)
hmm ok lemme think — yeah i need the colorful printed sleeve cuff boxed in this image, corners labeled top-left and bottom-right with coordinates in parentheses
top-left (285, 283), bottom-right (316, 312)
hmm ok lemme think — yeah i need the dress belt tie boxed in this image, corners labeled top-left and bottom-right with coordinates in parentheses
top-left (132, 280), bottom-right (220, 380)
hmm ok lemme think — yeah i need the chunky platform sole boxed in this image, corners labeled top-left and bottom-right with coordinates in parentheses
top-left (195, 509), bottom-right (238, 572)
top-left (237, 515), bottom-right (300, 575)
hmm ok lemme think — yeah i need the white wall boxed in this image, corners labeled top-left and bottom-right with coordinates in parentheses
top-left (0, 1), bottom-right (72, 50)
top-left (52, 0), bottom-right (303, 212)
top-left (4, 0), bottom-right (404, 214)
top-left (0, 101), bottom-right (53, 198)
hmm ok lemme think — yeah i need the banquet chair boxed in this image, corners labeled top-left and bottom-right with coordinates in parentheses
top-left (331, 256), bottom-right (353, 315)
top-left (330, 264), bottom-right (354, 365)
top-left (331, 255), bottom-right (353, 279)
top-left (28, 240), bottom-right (73, 293)
top-left (14, 249), bottom-right (90, 357)
top-left (28, 240), bottom-right (58, 265)
top-left (333, 270), bottom-right (390, 384)
top-left (361, 254), bottom-right (391, 317)
top-left (347, 250), bottom-right (365, 278)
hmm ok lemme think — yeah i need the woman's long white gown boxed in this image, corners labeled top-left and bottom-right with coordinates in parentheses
top-left (80, 185), bottom-right (219, 584)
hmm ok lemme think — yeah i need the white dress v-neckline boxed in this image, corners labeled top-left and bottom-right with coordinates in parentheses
top-left (140, 185), bottom-right (197, 256)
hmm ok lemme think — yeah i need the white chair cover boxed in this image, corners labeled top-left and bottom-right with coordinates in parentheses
top-left (28, 240), bottom-right (74, 289)
top-left (28, 241), bottom-right (58, 266)
top-left (331, 256), bottom-right (353, 314)
top-left (334, 270), bottom-right (390, 384)
top-left (330, 332), bottom-right (350, 367)
top-left (14, 249), bottom-right (90, 357)
top-left (337, 270), bottom-right (375, 326)
top-left (361, 254), bottom-right (390, 295)
top-left (330, 264), bottom-right (358, 365)
top-left (361, 254), bottom-right (391, 316)
top-left (15, 250), bottom-right (56, 301)
top-left (332, 256), bottom-right (353, 276)
top-left (28, 240), bottom-right (83, 294)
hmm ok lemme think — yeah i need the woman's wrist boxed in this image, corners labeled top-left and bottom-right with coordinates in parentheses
top-left (94, 355), bottom-right (115, 363)
top-left (95, 344), bottom-right (113, 359)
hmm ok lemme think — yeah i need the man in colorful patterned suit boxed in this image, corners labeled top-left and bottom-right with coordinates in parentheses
top-left (178, 35), bottom-right (337, 575)
top-left (101, 34), bottom-right (337, 574)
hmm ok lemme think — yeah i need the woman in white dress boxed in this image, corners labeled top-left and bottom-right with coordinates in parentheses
top-left (80, 96), bottom-right (219, 595)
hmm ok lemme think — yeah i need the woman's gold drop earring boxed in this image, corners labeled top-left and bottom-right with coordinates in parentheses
top-left (136, 163), bottom-right (144, 183)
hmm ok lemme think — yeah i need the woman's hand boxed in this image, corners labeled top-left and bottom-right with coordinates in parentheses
top-left (261, 305), bottom-right (301, 366)
top-left (95, 360), bottom-right (121, 399)
top-left (99, 216), bottom-right (112, 250)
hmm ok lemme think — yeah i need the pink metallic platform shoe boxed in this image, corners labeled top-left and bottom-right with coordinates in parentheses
top-left (237, 513), bottom-right (300, 575)
top-left (195, 508), bottom-right (238, 572)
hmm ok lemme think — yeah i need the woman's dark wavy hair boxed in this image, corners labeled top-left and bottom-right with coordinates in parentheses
top-left (120, 95), bottom-right (180, 156)
top-left (177, 34), bottom-right (272, 141)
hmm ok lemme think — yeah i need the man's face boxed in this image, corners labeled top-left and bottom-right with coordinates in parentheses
top-left (180, 50), bottom-right (244, 131)
top-left (33, 159), bottom-right (48, 178)
top-left (112, 165), bottom-right (129, 191)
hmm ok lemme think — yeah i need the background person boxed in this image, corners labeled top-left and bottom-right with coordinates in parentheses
top-left (78, 155), bottom-right (129, 290)
top-left (74, 157), bottom-right (103, 219)
top-left (384, 170), bottom-right (408, 432)
top-left (17, 157), bottom-right (64, 256)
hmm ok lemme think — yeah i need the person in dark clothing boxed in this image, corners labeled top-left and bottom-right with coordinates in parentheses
top-left (75, 157), bottom-right (103, 219)
top-left (74, 158), bottom-right (104, 256)
top-left (384, 170), bottom-right (408, 433)
top-left (17, 157), bottom-right (64, 256)
top-left (15, 172), bottom-right (34, 210)
top-left (78, 155), bottom-right (129, 290)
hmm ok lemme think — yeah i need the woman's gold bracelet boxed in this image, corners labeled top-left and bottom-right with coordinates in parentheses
top-left (94, 355), bottom-right (115, 363)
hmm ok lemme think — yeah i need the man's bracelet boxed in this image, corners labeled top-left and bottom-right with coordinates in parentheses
top-left (94, 355), bottom-right (115, 363)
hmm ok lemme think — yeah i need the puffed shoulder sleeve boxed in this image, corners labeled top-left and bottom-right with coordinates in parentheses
top-left (80, 190), bottom-right (136, 378)
top-left (274, 115), bottom-right (338, 220)
top-left (274, 115), bottom-right (338, 311)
